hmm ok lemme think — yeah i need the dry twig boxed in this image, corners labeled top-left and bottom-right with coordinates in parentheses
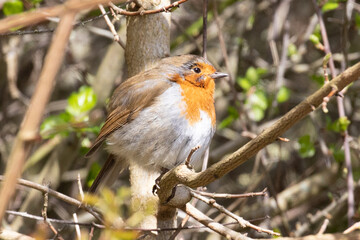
top-left (191, 190), bottom-right (280, 236)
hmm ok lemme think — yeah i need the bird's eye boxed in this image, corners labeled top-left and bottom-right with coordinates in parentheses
top-left (193, 67), bottom-right (201, 73)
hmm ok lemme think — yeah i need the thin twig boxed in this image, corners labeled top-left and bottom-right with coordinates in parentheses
top-left (312, 0), bottom-right (355, 226)
top-left (343, 221), bottom-right (360, 234)
top-left (98, 4), bottom-right (125, 49)
top-left (181, 203), bottom-right (251, 240)
top-left (202, 0), bottom-right (208, 59)
top-left (0, 176), bottom-right (104, 224)
top-left (185, 146), bottom-right (200, 167)
top-left (191, 188), bottom-right (267, 199)
top-left (0, 0), bottom-right (126, 34)
top-left (110, 0), bottom-right (188, 16)
top-left (73, 213), bottom-right (81, 240)
top-left (191, 190), bottom-right (280, 236)
top-left (317, 219), bottom-right (329, 235)
top-left (77, 173), bottom-right (84, 202)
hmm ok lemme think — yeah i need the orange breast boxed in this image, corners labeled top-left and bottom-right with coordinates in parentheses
top-left (176, 77), bottom-right (216, 126)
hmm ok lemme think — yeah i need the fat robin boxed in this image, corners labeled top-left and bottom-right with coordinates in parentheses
top-left (86, 55), bottom-right (228, 192)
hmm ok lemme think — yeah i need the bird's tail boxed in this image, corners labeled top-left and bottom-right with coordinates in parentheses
top-left (89, 155), bottom-right (127, 193)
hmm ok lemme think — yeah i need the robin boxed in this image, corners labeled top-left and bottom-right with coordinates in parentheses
top-left (86, 55), bottom-right (228, 192)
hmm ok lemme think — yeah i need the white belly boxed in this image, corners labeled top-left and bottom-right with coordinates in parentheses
top-left (106, 84), bottom-right (215, 169)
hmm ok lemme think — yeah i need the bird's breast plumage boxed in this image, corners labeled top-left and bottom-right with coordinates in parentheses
top-left (106, 82), bottom-right (215, 169)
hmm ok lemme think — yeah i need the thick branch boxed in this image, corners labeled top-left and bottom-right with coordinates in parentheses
top-left (158, 62), bottom-right (360, 203)
top-left (0, 0), bottom-right (125, 34)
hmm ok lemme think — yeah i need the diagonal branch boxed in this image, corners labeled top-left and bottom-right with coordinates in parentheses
top-left (157, 62), bottom-right (360, 203)
top-left (0, 0), bottom-right (126, 34)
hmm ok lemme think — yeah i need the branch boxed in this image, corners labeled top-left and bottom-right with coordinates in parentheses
top-left (0, 0), bottom-right (126, 34)
top-left (0, 176), bottom-right (104, 224)
top-left (181, 203), bottom-right (251, 240)
top-left (157, 62), bottom-right (360, 203)
top-left (109, 0), bottom-right (188, 16)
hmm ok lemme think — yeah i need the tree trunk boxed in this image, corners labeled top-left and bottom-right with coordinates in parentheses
top-left (125, 1), bottom-right (174, 239)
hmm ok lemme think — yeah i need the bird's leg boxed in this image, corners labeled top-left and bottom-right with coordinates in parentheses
top-left (152, 167), bottom-right (169, 195)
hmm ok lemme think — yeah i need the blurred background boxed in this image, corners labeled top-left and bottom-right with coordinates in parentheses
top-left (0, 0), bottom-right (360, 239)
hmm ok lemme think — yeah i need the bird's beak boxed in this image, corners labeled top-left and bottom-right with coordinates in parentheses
top-left (210, 72), bottom-right (228, 79)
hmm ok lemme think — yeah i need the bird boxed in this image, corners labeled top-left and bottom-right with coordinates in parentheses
top-left (86, 55), bottom-right (228, 192)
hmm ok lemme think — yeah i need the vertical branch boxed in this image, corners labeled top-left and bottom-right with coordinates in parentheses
top-left (0, 11), bottom-right (76, 221)
top-left (312, 0), bottom-right (354, 226)
top-left (202, 0), bottom-right (208, 59)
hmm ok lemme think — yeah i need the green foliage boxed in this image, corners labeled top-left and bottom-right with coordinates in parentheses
top-left (237, 67), bottom-right (268, 121)
top-left (326, 116), bottom-right (351, 133)
top-left (237, 67), bottom-right (267, 91)
top-left (298, 135), bottom-right (315, 158)
top-left (40, 86), bottom-right (98, 140)
top-left (287, 43), bottom-right (297, 57)
top-left (355, 13), bottom-right (360, 29)
top-left (83, 187), bottom-right (138, 239)
top-left (3, 0), bottom-right (23, 16)
top-left (86, 162), bottom-right (101, 187)
top-left (246, 89), bottom-right (268, 122)
top-left (276, 86), bottom-right (291, 103)
top-left (30, 0), bottom-right (43, 5)
top-left (322, 2), bottom-right (339, 12)
top-left (66, 86), bottom-right (97, 121)
top-left (309, 34), bottom-right (320, 45)
top-left (311, 74), bottom-right (325, 86)
top-left (218, 106), bottom-right (239, 129)
top-left (329, 144), bottom-right (344, 163)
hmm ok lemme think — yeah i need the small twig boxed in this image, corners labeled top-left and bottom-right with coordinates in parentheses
top-left (77, 173), bottom-right (84, 202)
top-left (191, 190), bottom-right (280, 236)
top-left (317, 218), bottom-right (329, 235)
top-left (191, 188), bottom-right (268, 199)
top-left (343, 221), bottom-right (360, 234)
top-left (185, 146), bottom-right (200, 167)
top-left (277, 137), bottom-right (290, 142)
top-left (181, 203), bottom-right (251, 240)
top-left (0, 176), bottom-right (104, 224)
top-left (202, 0), bottom-right (208, 59)
top-left (313, 0), bottom-right (355, 226)
top-left (89, 227), bottom-right (95, 240)
top-left (110, 0), bottom-right (188, 16)
top-left (98, 4), bottom-right (125, 49)
top-left (73, 213), bottom-right (81, 240)
top-left (41, 182), bottom-right (49, 220)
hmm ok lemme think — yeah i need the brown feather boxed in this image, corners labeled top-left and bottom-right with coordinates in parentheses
top-left (86, 71), bottom-right (171, 157)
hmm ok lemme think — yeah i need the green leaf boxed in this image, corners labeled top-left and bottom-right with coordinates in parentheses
top-left (248, 105), bottom-right (265, 122)
top-left (237, 77), bottom-right (252, 91)
top-left (3, 0), bottom-right (23, 16)
top-left (322, 2), bottom-right (339, 12)
top-left (338, 116), bottom-right (350, 131)
top-left (66, 86), bottom-right (97, 119)
top-left (251, 90), bottom-right (268, 110)
top-left (311, 74), bottom-right (325, 86)
top-left (276, 86), bottom-right (291, 103)
top-left (218, 106), bottom-right (239, 129)
top-left (30, 0), bottom-right (43, 5)
top-left (309, 34), bottom-right (320, 45)
top-left (298, 135), bottom-right (315, 158)
top-left (326, 117), bottom-right (351, 132)
top-left (355, 13), bottom-right (360, 29)
top-left (245, 67), bottom-right (259, 85)
top-left (40, 113), bottom-right (71, 139)
top-left (86, 162), bottom-right (101, 188)
top-left (287, 43), bottom-right (297, 56)
top-left (329, 144), bottom-right (344, 163)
